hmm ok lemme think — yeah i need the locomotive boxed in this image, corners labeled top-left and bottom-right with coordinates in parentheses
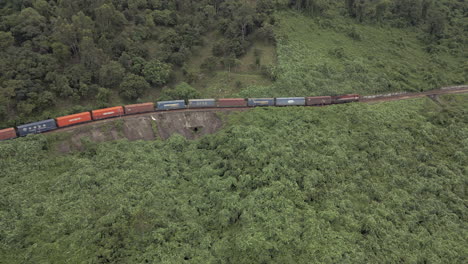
top-left (0, 94), bottom-right (359, 141)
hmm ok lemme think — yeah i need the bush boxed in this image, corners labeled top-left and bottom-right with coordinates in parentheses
top-left (119, 74), bottom-right (150, 100)
top-left (142, 59), bottom-right (172, 86)
top-left (346, 26), bottom-right (362, 41)
top-left (158, 82), bottom-right (201, 102)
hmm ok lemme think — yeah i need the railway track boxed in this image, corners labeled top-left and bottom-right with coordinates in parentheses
top-left (360, 85), bottom-right (468, 103)
top-left (22, 85), bottom-right (468, 136)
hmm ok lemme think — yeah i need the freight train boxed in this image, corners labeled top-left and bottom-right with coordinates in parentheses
top-left (0, 94), bottom-right (359, 141)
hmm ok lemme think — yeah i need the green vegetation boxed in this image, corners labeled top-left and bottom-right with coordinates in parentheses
top-left (0, 0), bottom-right (278, 128)
top-left (1, 0), bottom-right (467, 128)
top-left (239, 11), bottom-right (467, 97)
top-left (0, 1), bottom-right (467, 261)
top-left (1, 95), bottom-right (467, 263)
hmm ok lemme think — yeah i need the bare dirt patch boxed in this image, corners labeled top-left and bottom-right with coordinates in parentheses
top-left (53, 110), bottom-right (232, 152)
top-left (152, 111), bottom-right (224, 140)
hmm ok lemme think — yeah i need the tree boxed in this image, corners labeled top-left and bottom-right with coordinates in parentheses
top-left (99, 61), bottom-right (125, 88)
top-left (53, 12), bottom-right (94, 57)
top-left (79, 36), bottom-right (104, 73)
top-left (234, 4), bottom-right (255, 40)
top-left (51, 42), bottom-right (71, 63)
top-left (142, 59), bottom-right (172, 86)
top-left (10, 8), bottom-right (47, 41)
top-left (96, 86), bottom-right (111, 104)
top-left (201, 57), bottom-right (219, 72)
top-left (0, 31), bottom-right (14, 49)
top-left (152, 10), bottom-right (176, 26)
top-left (119, 74), bottom-right (150, 100)
top-left (221, 55), bottom-right (240, 72)
top-left (158, 82), bottom-right (201, 101)
top-left (94, 4), bottom-right (127, 34)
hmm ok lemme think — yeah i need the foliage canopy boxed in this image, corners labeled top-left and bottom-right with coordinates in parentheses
top-left (0, 96), bottom-right (467, 263)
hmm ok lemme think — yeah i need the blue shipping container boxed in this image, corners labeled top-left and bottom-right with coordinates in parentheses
top-left (157, 100), bottom-right (186, 110)
top-left (275, 97), bottom-right (306, 106)
top-left (17, 119), bottom-right (57, 137)
top-left (188, 99), bottom-right (216, 108)
top-left (248, 98), bottom-right (275, 107)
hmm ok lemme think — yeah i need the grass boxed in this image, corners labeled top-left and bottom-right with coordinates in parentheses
top-left (179, 31), bottom-right (275, 98)
top-left (238, 11), bottom-right (467, 97)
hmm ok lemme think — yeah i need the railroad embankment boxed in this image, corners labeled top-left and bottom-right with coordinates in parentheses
top-left (54, 110), bottom-right (234, 152)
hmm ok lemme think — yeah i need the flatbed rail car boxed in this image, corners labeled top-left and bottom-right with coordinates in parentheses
top-left (188, 99), bottom-right (216, 108)
top-left (56, 112), bottom-right (92, 128)
top-left (157, 100), bottom-right (186, 110)
top-left (92, 106), bottom-right (125, 120)
top-left (276, 97), bottom-right (306, 106)
top-left (306, 96), bottom-right (332, 106)
top-left (17, 119), bottom-right (57, 137)
top-left (248, 98), bottom-right (275, 107)
top-left (124, 103), bottom-right (155, 115)
top-left (217, 98), bottom-right (247, 107)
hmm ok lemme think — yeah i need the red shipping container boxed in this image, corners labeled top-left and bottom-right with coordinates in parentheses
top-left (56, 112), bottom-right (92, 127)
top-left (217, 98), bottom-right (247, 107)
top-left (306, 96), bottom-right (332, 106)
top-left (92, 106), bottom-right (124, 120)
top-left (124, 102), bottom-right (155, 115)
top-left (0, 127), bottom-right (17, 140)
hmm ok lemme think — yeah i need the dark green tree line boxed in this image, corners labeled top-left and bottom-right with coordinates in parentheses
top-left (0, 0), bottom-right (276, 127)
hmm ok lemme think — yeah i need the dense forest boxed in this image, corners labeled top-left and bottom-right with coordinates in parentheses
top-left (0, 0), bottom-right (466, 127)
top-left (0, 95), bottom-right (467, 262)
top-left (0, 2), bottom-right (467, 262)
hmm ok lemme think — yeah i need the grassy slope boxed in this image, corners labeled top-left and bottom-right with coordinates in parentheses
top-left (180, 32), bottom-right (275, 98)
top-left (0, 95), bottom-right (466, 263)
top-left (239, 11), bottom-right (467, 97)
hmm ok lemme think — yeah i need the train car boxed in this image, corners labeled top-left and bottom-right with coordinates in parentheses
top-left (17, 119), bottom-right (57, 137)
top-left (124, 103), bottom-right (155, 115)
top-left (157, 100), bottom-right (186, 110)
top-left (275, 97), bottom-right (306, 106)
top-left (306, 96), bottom-right (332, 106)
top-left (248, 98), bottom-right (275, 107)
top-left (188, 99), bottom-right (216, 108)
top-left (332, 94), bottom-right (360, 104)
top-left (55, 112), bottom-right (92, 128)
top-left (0, 128), bottom-right (17, 141)
top-left (92, 106), bottom-right (124, 120)
top-left (217, 98), bottom-right (247, 107)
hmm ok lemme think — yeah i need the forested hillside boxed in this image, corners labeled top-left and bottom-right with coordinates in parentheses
top-left (1, 95), bottom-right (467, 263)
top-left (0, 0), bottom-right (466, 128)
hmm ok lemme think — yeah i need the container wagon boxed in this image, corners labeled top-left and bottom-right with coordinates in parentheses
top-left (306, 96), bottom-right (332, 106)
top-left (0, 128), bottom-right (17, 141)
top-left (217, 98), bottom-right (247, 107)
top-left (56, 112), bottom-right (92, 128)
top-left (92, 106), bottom-right (124, 120)
top-left (17, 119), bottom-right (57, 137)
top-left (248, 98), bottom-right (275, 107)
top-left (124, 103), bottom-right (155, 115)
top-left (157, 100), bottom-right (186, 110)
top-left (188, 99), bottom-right (216, 108)
top-left (275, 97), bottom-right (306, 106)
